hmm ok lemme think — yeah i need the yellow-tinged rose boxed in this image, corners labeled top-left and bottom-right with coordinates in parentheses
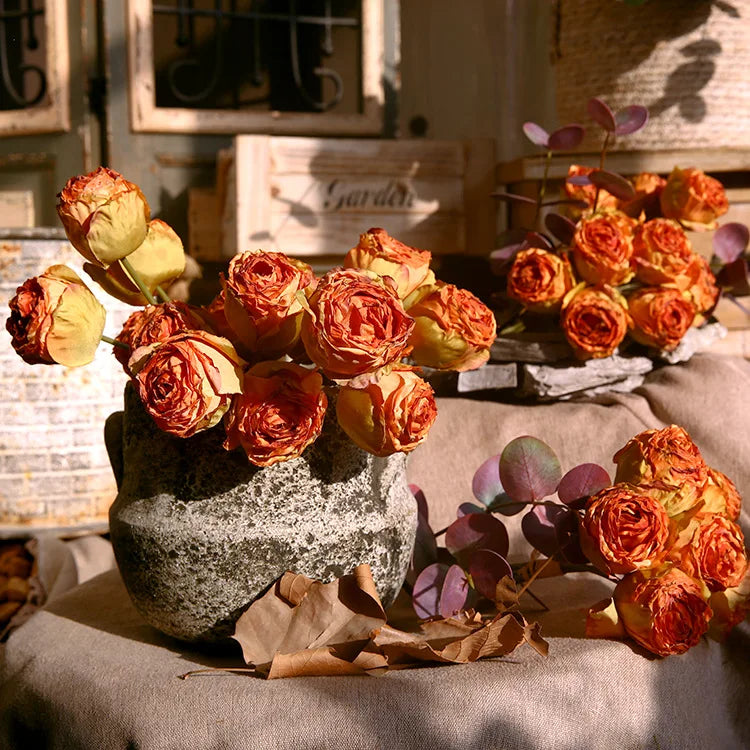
top-left (687, 255), bottom-right (720, 322)
top-left (613, 425), bottom-right (708, 517)
top-left (344, 227), bottom-right (435, 302)
top-left (633, 218), bottom-right (701, 290)
top-left (571, 210), bottom-right (637, 286)
top-left (660, 166), bottom-right (729, 230)
top-left (224, 361), bottom-right (327, 467)
top-left (700, 467), bottom-right (742, 521)
top-left (407, 282), bottom-right (496, 371)
top-left (708, 566), bottom-right (750, 640)
top-left (336, 365), bottom-right (437, 457)
top-left (506, 248), bottom-right (575, 313)
top-left (130, 331), bottom-right (244, 438)
top-left (560, 285), bottom-right (629, 360)
top-left (628, 287), bottom-right (695, 351)
top-left (6, 264), bottom-right (105, 367)
top-left (56, 167), bottom-right (150, 267)
top-left (623, 172), bottom-right (667, 218)
top-left (83, 219), bottom-right (186, 305)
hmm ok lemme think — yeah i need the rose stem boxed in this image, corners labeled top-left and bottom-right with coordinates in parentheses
top-left (120, 256), bottom-right (158, 306)
top-left (101, 335), bottom-right (129, 350)
top-left (155, 285), bottom-right (171, 304)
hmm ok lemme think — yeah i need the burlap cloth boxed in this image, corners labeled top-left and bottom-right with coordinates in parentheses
top-left (1, 353), bottom-right (748, 750)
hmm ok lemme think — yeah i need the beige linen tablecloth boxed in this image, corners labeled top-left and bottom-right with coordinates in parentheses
top-left (1, 353), bottom-right (749, 750)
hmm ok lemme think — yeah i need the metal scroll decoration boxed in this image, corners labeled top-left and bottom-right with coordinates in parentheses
top-left (0, 0), bottom-right (47, 109)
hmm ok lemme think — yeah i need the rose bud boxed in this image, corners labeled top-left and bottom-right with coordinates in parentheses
top-left (708, 566), bottom-right (750, 640)
top-left (223, 361), bottom-right (327, 467)
top-left (699, 467), bottom-right (742, 521)
top-left (83, 219), bottom-right (186, 305)
top-left (202, 290), bottom-right (236, 342)
top-left (301, 268), bottom-right (414, 379)
top-left (130, 331), bottom-right (244, 438)
top-left (613, 425), bottom-right (708, 517)
top-left (632, 218), bottom-right (702, 291)
top-left (625, 172), bottom-right (667, 219)
top-left (613, 567), bottom-right (712, 656)
top-left (222, 250), bottom-right (315, 359)
top-left (56, 166), bottom-right (150, 267)
top-left (406, 282), bottom-right (496, 371)
top-left (344, 227), bottom-right (435, 302)
top-left (660, 166), bottom-right (729, 230)
top-left (571, 210), bottom-right (637, 286)
top-left (580, 483), bottom-right (671, 575)
top-left (674, 513), bottom-right (748, 593)
top-left (506, 248), bottom-right (575, 313)
top-left (336, 365), bottom-right (437, 457)
top-left (628, 287), bottom-right (695, 351)
top-left (560, 285), bottom-right (629, 360)
top-left (6, 264), bottom-right (106, 367)
top-left (686, 255), bottom-right (720, 321)
top-left (563, 165), bottom-right (617, 219)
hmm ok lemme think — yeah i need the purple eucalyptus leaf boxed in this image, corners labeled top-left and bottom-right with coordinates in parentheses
top-left (541, 198), bottom-right (590, 209)
top-left (457, 502), bottom-right (485, 518)
top-left (412, 562), bottom-right (449, 619)
top-left (438, 564), bottom-right (470, 617)
top-left (468, 549), bottom-right (513, 601)
top-left (587, 97), bottom-right (616, 132)
top-left (445, 513), bottom-right (510, 565)
top-left (717, 258), bottom-right (750, 296)
top-left (714, 222), bottom-right (749, 263)
top-left (588, 170), bottom-right (636, 201)
top-left (567, 174), bottom-right (592, 186)
top-left (557, 463), bottom-right (611, 506)
top-left (499, 436), bottom-right (562, 504)
top-left (491, 191), bottom-right (538, 206)
top-left (487, 493), bottom-right (527, 516)
top-left (544, 213), bottom-right (577, 245)
top-left (522, 121), bottom-right (550, 147)
top-left (554, 510), bottom-right (588, 565)
top-left (614, 105), bottom-right (649, 136)
top-left (409, 483), bottom-right (429, 522)
top-left (524, 231), bottom-right (554, 250)
top-left (521, 504), bottom-right (573, 557)
top-left (548, 124), bottom-right (585, 151)
top-left (472, 453), bottom-right (503, 506)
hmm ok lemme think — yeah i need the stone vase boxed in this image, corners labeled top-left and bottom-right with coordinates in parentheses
top-left (106, 384), bottom-right (417, 644)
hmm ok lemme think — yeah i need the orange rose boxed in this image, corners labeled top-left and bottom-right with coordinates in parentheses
top-left (580, 483), bottom-right (671, 575)
top-left (6, 265), bottom-right (106, 367)
top-left (560, 286), bottom-right (629, 360)
top-left (130, 331), bottom-right (244, 438)
top-left (222, 250), bottom-right (315, 359)
top-left (708, 567), bottom-right (750, 639)
top-left (301, 268), bottom-right (415, 379)
top-left (506, 248), bottom-right (575, 312)
top-left (56, 167), bottom-right (150, 267)
top-left (336, 365), bottom-right (437, 457)
top-left (699, 468), bottom-right (742, 521)
top-left (626, 172), bottom-right (667, 218)
top-left (660, 167), bottom-right (729, 230)
top-left (202, 290), bottom-right (235, 342)
top-left (406, 283), bottom-right (496, 371)
top-left (223, 361), bottom-right (327, 467)
top-left (613, 425), bottom-right (708, 517)
top-left (674, 513), bottom-right (748, 592)
top-left (344, 227), bottom-right (435, 302)
top-left (564, 165), bottom-right (617, 218)
top-left (613, 567), bottom-right (712, 656)
top-left (628, 287), bottom-right (695, 351)
top-left (632, 218), bottom-right (701, 290)
top-left (686, 255), bottom-right (720, 319)
top-left (571, 210), bottom-right (637, 286)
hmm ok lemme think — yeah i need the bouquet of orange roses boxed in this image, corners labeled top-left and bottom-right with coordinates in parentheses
top-left (5, 168), bottom-right (496, 466)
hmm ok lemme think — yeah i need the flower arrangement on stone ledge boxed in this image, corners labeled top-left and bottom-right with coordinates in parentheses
top-left (5, 168), bottom-right (496, 465)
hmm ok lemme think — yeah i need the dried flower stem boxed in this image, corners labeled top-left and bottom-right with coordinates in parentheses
top-left (121, 256), bottom-right (158, 306)
top-left (178, 667), bottom-right (257, 680)
top-left (155, 285), bottom-right (171, 304)
top-left (515, 555), bottom-right (556, 601)
top-left (101, 335), bottom-right (129, 350)
top-left (535, 150), bottom-right (553, 223)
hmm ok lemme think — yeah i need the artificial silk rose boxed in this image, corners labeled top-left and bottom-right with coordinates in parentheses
top-left (506, 248), bottom-right (575, 312)
top-left (223, 361), bottom-right (327, 467)
top-left (130, 331), bottom-right (244, 438)
top-left (580, 483), bottom-right (671, 575)
top-left (222, 250), bottom-right (315, 359)
top-left (6, 265), bottom-right (105, 367)
top-left (632, 218), bottom-right (701, 290)
top-left (613, 567), bottom-right (712, 656)
top-left (571, 210), bottom-right (637, 286)
top-left (301, 268), bottom-right (414, 379)
top-left (700, 467), bottom-right (742, 521)
top-left (563, 165), bottom-right (617, 218)
top-left (560, 285), bottom-right (629, 360)
top-left (344, 227), bottom-right (435, 302)
top-left (336, 365), bottom-right (437, 457)
top-left (406, 282), bottom-right (496, 371)
top-left (613, 425), bottom-right (708, 517)
top-left (628, 287), bottom-right (695, 351)
top-left (674, 513), bottom-right (748, 593)
top-left (687, 255), bottom-right (720, 320)
top-left (56, 167), bottom-right (150, 267)
top-left (83, 219), bottom-right (186, 305)
top-left (660, 166), bottom-right (729, 230)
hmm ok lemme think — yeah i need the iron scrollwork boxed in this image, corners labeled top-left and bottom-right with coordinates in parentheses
top-left (0, 0), bottom-right (47, 110)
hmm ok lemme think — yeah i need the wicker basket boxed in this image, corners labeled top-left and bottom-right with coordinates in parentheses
top-left (554, 0), bottom-right (750, 151)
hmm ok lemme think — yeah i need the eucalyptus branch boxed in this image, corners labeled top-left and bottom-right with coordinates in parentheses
top-left (535, 150), bottom-right (553, 224)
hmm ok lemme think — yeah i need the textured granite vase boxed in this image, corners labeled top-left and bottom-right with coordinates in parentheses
top-left (106, 384), bottom-right (417, 644)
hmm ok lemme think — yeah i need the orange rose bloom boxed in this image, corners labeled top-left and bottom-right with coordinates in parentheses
top-left (628, 287), bottom-right (695, 351)
top-left (344, 227), bottom-right (435, 302)
top-left (406, 282), bottom-right (496, 371)
top-left (627, 172), bottom-right (667, 217)
top-left (675, 513), bottom-right (748, 592)
top-left (633, 218), bottom-right (701, 290)
top-left (699, 467), bottom-right (742, 521)
top-left (506, 248), bottom-right (575, 312)
top-left (301, 268), bottom-right (415, 379)
top-left (202, 290), bottom-right (236, 342)
top-left (336, 365), bottom-right (437, 457)
top-left (222, 250), bottom-right (315, 359)
top-left (130, 331), bottom-right (244, 438)
top-left (223, 361), bottom-right (327, 467)
top-left (580, 483), bottom-right (671, 575)
top-left (660, 167), bottom-right (729, 229)
top-left (571, 210), bottom-right (637, 286)
top-left (613, 567), bottom-right (712, 656)
top-left (687, 255), bottom-right (720, 318)
top-left (564, 165), bottom-right (618, 218)
top-left (613, 425), bottom-right (708, 517)
top-left (560, 286), bottom-right (629, 359)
